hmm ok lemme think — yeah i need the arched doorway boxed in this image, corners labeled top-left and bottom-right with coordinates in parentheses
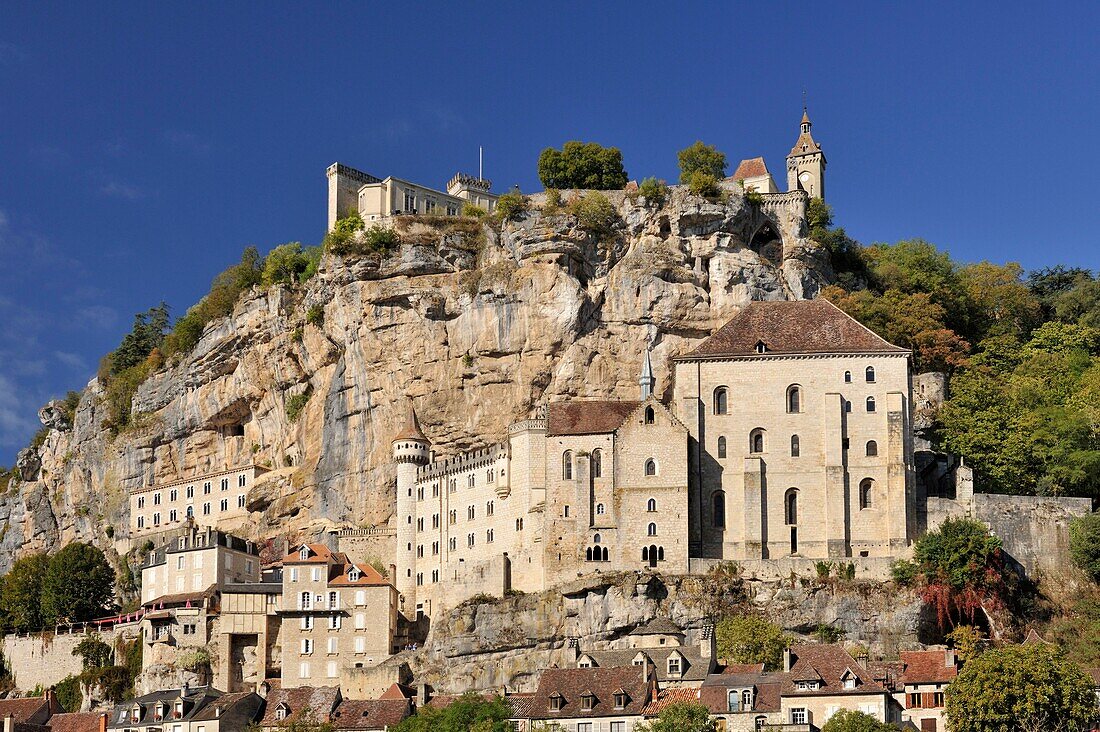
top-left (748, 221), bottom-right (783, 265)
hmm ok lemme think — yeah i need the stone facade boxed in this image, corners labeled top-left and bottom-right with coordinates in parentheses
top-left (129, 466), bottom-right (267, 538)
top-left (140, 525), bottom-right (260, 604)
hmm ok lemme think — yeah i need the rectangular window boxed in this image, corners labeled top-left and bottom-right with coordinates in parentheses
top-left (355, 637), bottom-right (365, 653)
top-left (355, 590), bottom-right (365, 605)
top-left (177, 556), bottom-right (185, 570)
top-left (355, 613), bottom-right (365, 629)
top-left (312, 568), bottom-right (321, 582)
top-left (791, 709), bottom-right (808, 725)
top-left (290, 567), bottom-right (299, 582)
top-left (299, 662), bottom-right (310, 678)
top-left (301, 639), bottom-right (313, 655)
top-left (327, 661), bottom-right (337, 678)
top-left (329, 615), bottom-right (341, 630)
top-left (301, 615), bottom-right (313, 630)
top-left (327, 637), bottom-right (338, 654)
top-left (328, 591), bottom-right (338, 609)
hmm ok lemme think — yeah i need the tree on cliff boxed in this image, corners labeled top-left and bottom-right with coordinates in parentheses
top-left (41, 543), bottom-right (115, 625)
top-left (0, 553), bottom-right (49, 631)
top-left (636, 702), bottom-right (716, 732)
top-left (677, 141), bottom-right (727, 183)
top-left (714, 614), bottom-right (790, 670)
top-left (945, 642), bottom-right (1095, 732)
top-left (537, 142), bottom-right (628, 190)
top-left (820, 709), bottom-right (895, 732)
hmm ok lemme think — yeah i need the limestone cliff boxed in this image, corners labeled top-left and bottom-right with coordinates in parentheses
top-left (0, 185), bottom-right (831, 571)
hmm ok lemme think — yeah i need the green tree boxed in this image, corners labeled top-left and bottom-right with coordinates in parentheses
top-left (567, 192), bottom-right (619, 239)
top-left (494, 191), bottom-right (528, 222)
top-left (807, 198), bottom-right (868, 288)
top-left (537, 142), bottom-right (628, 190)
top-left (41, 543), bottom-right (115, 625)
top-left (820, 709), bottom-right (895, 732)
top-left (944, 643), bottom-right (1095, 732)
top-left (637, 177), bottom-right (668, 207)
top-left (1069, 512), bottom-right (1100, 581)
top-left (636, 702), bottom-right (716, 732)
top-left (105, 304), bottom-right (170, 375)
top-left (677, 141), bottom-right (727, 183)
top-left (73, 634), bottom-right (113, 669)
top-left (0, 553), bottom-right (49, 631)
top-left (390, 693), bottom-right (513, 732)
top-left (946, 625), bottom-right (986, 661)
top-left (262, 242), bottom-right (320, 287)
top-left (714, 614), bottom-right (790, 670)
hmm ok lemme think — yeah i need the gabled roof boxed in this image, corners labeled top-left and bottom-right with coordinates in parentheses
top-left (331, 699), bottom-right (412, 730)
top-left (642, 687), bottom-right (700, 715)
top-left (681, 299), bottom-right (907, 359)
top-left (547, 400), bottom-right (641, 436)
top-left (630, 617), bottom-right (683, 636)
top-left (789, 110), bottom-right (823, 158)
top-left (282, 544), bottom-right (348, 565)
top-left (328, 561), bottom-right (392, 588)
top-left (730, 157), bottom-right (771, 181)
top-left (583, 646), bottom-right (712, 683)
top-left (784, 644), bottom-right (884, 696)
top-left (48, 713), bottom-right (104, 732)
top-left (700, 673), bottom-right (783, 714)
top-left (259, 687), bottom-right (340, 727)
top-left (0, 696), bottom-right (58, 726)
top-left (378, 683), bottom-right (414, 701)
top-left (529, 666), bottom-right (651, 719)
top-left (190, 692), bottom-right (260, 722)
top-left (899, 650), bottom-right (958, 684)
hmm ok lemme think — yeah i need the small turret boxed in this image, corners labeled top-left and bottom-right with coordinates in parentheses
top-left (393, 400), bottom-right (428, 611)
top-left (639, 347), bottom-right (656, 400)
top-left (392, 402), bottom-right (430, 466)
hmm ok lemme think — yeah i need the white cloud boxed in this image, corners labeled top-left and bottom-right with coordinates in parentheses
top-left (54, 351), bottom-right (88, 372)
top-left (0, 372), bottom-right (39, 450)
top-left (75, 305), bottom-right (118, 330)
top-left (99, 180), bottom-right (147, 200)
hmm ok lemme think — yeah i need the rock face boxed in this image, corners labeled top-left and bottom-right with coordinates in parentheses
top-left (397, 571), bottom-right (925, 694)
top-left (0, 186), bottom-right (830, 571)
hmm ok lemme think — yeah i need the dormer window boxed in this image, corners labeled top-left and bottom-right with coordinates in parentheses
top-left (844, 677), bottom-right (857, 690)
top-left (299, 546), bottom-right (310, 560)
top-left (755, 340), bottom-right (768, 354)
top-left (795, 681), bottom-right (821, 691)
top-left (348, 567), bottom-right (361, 582)
top-left (581, 693), bottom-right (597, 711)
top-left (173, 701), bottom-right (183, 718)
top-left (667, 655), bottom-right (682, 676)
top-left (613, 691), bottom-right (628, 710)
top-left (549, 694), bottom-right (565, 712)
top-left (275, 704), bottom-right (289, 721)
top-left (154, 703), bottom-right (165, 721)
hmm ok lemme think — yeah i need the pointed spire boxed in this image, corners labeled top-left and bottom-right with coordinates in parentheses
top-left (392, 399), bottom-right (428, 443)
top-left (801, 106), bottom-right (811, 127)
top-left (639, 346), bottom-right (655, 400)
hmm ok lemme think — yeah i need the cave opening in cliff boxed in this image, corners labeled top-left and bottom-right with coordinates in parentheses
top-left (748, 221), bottom-right (783, 265)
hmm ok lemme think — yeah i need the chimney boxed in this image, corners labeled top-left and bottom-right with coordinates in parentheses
top-left (97, 713), bottom-right (108, 732)
top-left (45, 687), bottom-right (56, 710)
top-left (700, 625), bottom-right (715, 661)
top-left (783, 647), bottom-right (793, 672)
top-left (6, 713), bottom-right (15, 732)
top-left (181, 681), bottom-right (189, 696)
top-left (945, 648), bottom-right (957, 668)
top-left (416, 684), bottom-right (430, 708)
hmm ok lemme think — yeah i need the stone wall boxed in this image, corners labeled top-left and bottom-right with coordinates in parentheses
top-left (972, 493), bottom-right (1092, 578)
top-left (2, 624), bottom-right (137, 692)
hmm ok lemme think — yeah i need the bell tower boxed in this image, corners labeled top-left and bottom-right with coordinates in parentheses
top-left (786, 107), bottom-right (827, 200)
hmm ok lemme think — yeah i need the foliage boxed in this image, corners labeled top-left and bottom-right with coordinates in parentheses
top-left (494, 191), bottom-right (528, 222)
top-left (325, 219), bottom-right (399, 258)
top-left (41, 543), bottom-right (115, 625)
top-left (807, 198), bottom-right (868, 289)
top-left (635, 702), bottom-right (716, 732)
top-left (820, 709), bottom-right (895, 732)
top-left (306, 304), bottom-right (324, 327)
top-left (462, 202), bottom-right (488, 218)
top-left (567, 192), bottom-right (618, 240)
top-left (262, 242), bottom-right (321, 287)
top-left (285, 386), bottom-right (313, 423)
top-left (890, 558), bottom-right (919, 587)
top-left (321, 213), bottom-right (365, 253)
top-left (163, 246), bottom-right (263, 358)
top-left (906, 518), bottom-right (1012, 630)
top-left (946, 625), bottom-right (986, 661)
top-left (176, 647), bottom-right (211, 672)
top-left (55, 675), bottom-right (82, 712)
top-left (814, 623), bottom-right (846, 643)
top-left (73, 634), bottom-right (113, 669)
top-left (390, 693), bottom-right (514, 732)
top-left (944, 642), bottom-right (1095, 732)
top-left (1069, 512), bottom-right (1100, 581)
top-left (637, 177), bottom-right (668, 207)
top-left (0, 553), bottom-right (49, 631)
top-left (1047, 592), bottom-right (1100, 667)
top-left (686, 170), bottom-right (721, 199)
top-left (715, 614), bottom-right (790, 670)
top-left (677, 141), bottom-right (727, 183)
top-left (537, 141), bottom-right (628, 190)
top-left (103, 304), bottom-right (170, 376)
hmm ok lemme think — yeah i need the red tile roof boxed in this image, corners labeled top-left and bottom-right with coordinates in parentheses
top-left (259, 687), bottom-right (340, 727)
top-left (331, 699), bottom-right (411, 730)
top-left (528, 666), bottom-right (652, 720)
top-left (730, 157), bottom-right (770, 181)
top-left (642, 687), bottom-right (700, 715)
top-left (328, 561), bottom-right (392, 588)
top-left (0, 696), bottom-right (59, 725)
top-left (783, 644), bottom-right (884, 696)
top-left (899, 651), bottom-right (958, 684)
top-left (47, 713), bottom-right (103, 732)
top-left (681, 299), bottom-right (907, 359)
top-left (505, 694), bottom-right (538, 718)
top-left (722, 663), bottom-right (765, 674)
top-left (392, 402), bottom-right (428, 443)
top-left (547, 401), bottom-right (641, 436)
top-left (378, 684), bottom-right (414, 701)
top-left (282, 544), bottom-right (349, 565)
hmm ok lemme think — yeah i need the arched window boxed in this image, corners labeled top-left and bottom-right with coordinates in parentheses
top-left (563, 451), bottom-right (573, 480)
top-left (713, 387), bottom-right (728, 415)
top-left (657, 547), bottom-right (664, 561)
top-left (865, 366), bottom-right (876, 383)
top-left (647, 523), bottom-right (657, 536)
top-left (642, 546), bottom-right (649, 561)
top-left (749, 429), bottom-right (765, 454)
top-left (645, 459), bottom-right (657, 476)
top-left (845, 400), bottom-right (853, 413)
top-left (595, 503), bottom-right (605, 515)
top-left (844, 371), bottom-right (852, 383)
top-left (644, 406), bottom-right (655, 424)
top-left (784, 489), bottom-right (798, 525)
top-left (593, 533), bottom-right (601, 544)
top-left (860, 478), bottom-right (873, 509)
top-left (866, 440), bottom-right (878, 457)
top-left (866, 396), bottom-right (876, 412)
top-left (790, 435), bottom-right (800, 457)
top-left (646, 498), bottom-right (657, 512)
top-left (585, 547), bottom-right (593, 561)
top-left (592, 449), bottom-right (603, 478)
top-left (786, 385), bottom-right (802, 413)
top-left (601, 547), bottom-right (609, 561)
top-left (712, 491), bottom-right (725, 528)
top-left (717, 436), bottom-right (727, 459)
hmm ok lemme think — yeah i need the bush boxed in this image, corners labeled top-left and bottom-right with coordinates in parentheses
top-left (163, 247), bottom-right (263, 358)
top-left (494, 191), bottom-right (528, 222)
top-left (285, 387), bottom-right (313, 422)
top-left (461, 202), bottom-right (487, 218)
top-left (325, 219), bottom-right (399, 257)
top-left (55, 675), bottom-right (82, 713)
top-left (1070, 512), bottom-right (1100, 581)
top-left (635, 702), bottom-right (716, 732)
top-left (537, 141), bottom-right (628, 190)
top-left (890, 558), bottom-right (918, 586)
top-left (820, 709), bottom-right (895, 732)
top-left (637, 177), bottom-right (668, 207)
top-left (715, 614), bottom-right (790, 670)
top-left (543, 188), bottom-right (563, 213)
top-left (567, 192), bottom-right (618, 239)
top-left (306, 304), bottom-right (324, 327)
top-left (176, 647), bottom-right (211, 672)
top-left (687, 170), bottom-right (721, 198)
top-left (678, 141), bottom-right (727, 184)
top-left (814, 623), bottom-right (846, 643)
top-left (262, 242), bottom-right (321, 287)
top-left (73, 634), bottom-right (113, 669)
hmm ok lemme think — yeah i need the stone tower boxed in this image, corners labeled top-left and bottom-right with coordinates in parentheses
top-left (391, 401), bottom-right (430, 613)
top-left (786, 108), bottom-right (826, 200)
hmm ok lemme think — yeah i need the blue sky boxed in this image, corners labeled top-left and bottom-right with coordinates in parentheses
top-left (0, 1), bottom-right (1098, 462)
